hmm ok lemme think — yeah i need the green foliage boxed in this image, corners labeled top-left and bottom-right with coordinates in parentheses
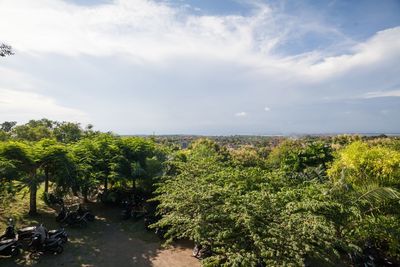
top-left (153, 139), bottom-right (348, 266)
top-left (71, 133), bottom-right (163, 201)
top-left (229, 146), bottom-right (266, 168)
top-left (267, 139), bottom-right (333, 173)
top-left (328, 141), bottom-right (400, 189)
top-left (327, 141), bottom-right (400, 260)
top-left (53, 121), bottom-right (83, 143)
top-left (2, 119), bottom-right (400, 265)
top-left (12, 119), bottom-right (54, 141)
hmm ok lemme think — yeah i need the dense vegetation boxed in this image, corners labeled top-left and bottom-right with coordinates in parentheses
top-left (1, 119), bottom-right (399, 266)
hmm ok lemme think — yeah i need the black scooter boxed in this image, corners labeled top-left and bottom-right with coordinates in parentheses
top-left (192, 243), bottom-right (212, 259)
top-left (1, 221), bottom-right (67, 244)
top-left (44, 193), bottom-right (64, 206)
top-left (0, 238), bottom-right (22, 257)
top-left (0, 218), bottom-right (36, 241)
top-left (56, 205), bottom-right (88, 227)
top-left (121, 200), bottom-right (146, 220)
top-left (121, 201), bottom-right (135, 220)
top-left (28, 234), bottom-right (63, 255)
top-left (77, 205), bottom-right (95, 222)
top-left (0, 219), bottom-right (16, 241)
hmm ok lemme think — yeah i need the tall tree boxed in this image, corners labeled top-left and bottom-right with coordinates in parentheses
top-left (0, 141), bottom-right (38, 215)
top-left (0, 43), bottom-right (14, 57)
top-left (12, 119), bottom-right (55, 141)
top-left (36, 139), bottom-right (77, 194)
top-left (53, 121), bottom-right (83, 143)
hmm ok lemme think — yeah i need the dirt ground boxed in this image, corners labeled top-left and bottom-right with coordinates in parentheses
top-left (0, 203), bottom-right (200, 267)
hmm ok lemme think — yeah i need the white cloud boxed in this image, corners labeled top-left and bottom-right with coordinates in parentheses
top-left (362, 90), bottom-right (400, 98)
top-left (0, 88), bottom-right (89, 123)
top-left (235, 112), bottom-right (247, 117)
top-left (0, 0), bottom-right (399, 76)
top-left (302, 27), bottom-right (400, 80)
top-left (0, 0), bottom-right (399, 134)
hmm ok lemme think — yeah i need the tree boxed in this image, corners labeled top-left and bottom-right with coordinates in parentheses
top-left (36, 139), bottom-right (77, 194)
top-left (230, 145), bottom-right (266, 168)
top-left (0, 141), bottom-right (38, 215)
top-left (12, 119), bottom-right (54, 141)
top-left (267, 139), bottom-right (333, 181)
top-left (1, 121), bottom-right (17, 132)
top-left (0, 43), bottom-right (14, 57)
top-left (328, 141), bottom-right (400, 189)
top-left (153, 140), bottom-right (344, 266)
top-left (53, 121), bottom-right (83, 143)
top-left (328, 141), bottom-right (400, 260)
top-left (119, 137), bottom-right (156, 191)
top-left (72, 133), bottom-right (122, 200)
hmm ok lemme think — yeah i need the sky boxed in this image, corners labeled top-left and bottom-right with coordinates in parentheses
top-left (0, 0), bottom-right (400, 135)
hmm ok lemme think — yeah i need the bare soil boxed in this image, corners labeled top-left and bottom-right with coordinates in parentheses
top-left (0, 203), bottom-right (200, 267)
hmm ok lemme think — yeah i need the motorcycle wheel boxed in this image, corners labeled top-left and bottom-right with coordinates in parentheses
top-left (29, 252), bottom-right (40, 260)
top-left (87, 214), bottom-right (95, 222)
top-left (54, 245), bottom-right (63, 255)
top-left (80, 219), bottom-right (88, 228)
top-left (121, 213), bottom-right (130, 220)
top-left (11, 247), bottom-right (20, 257)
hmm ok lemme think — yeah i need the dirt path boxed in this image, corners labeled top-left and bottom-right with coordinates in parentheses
top-left (1, 203), bottom-right (200, 267)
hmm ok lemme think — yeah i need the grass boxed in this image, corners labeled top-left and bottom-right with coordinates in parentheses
top-left (0, 185), bottom-right (57, 233)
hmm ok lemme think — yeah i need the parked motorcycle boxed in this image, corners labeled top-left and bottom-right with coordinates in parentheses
top-left (0, 238), bottom-right (22, 257)
top-left (0, 218), bottom-right (37, 241)
top-left (77, 204), bottom-right (95, 222)
top-left (43, 193), bottom-right (64, 206)
top-left (28, 234), bottom-right (63, 255)
top-left (20, 227), bottom-right (67, 243)
top-left (121, 201), bottom-right (135, 220)
top-left (0, 218), bottom-right (16, 240)
top-left (17, 226), bottom-right (37, 240)
top-left (192, 243), bottom-right (212, 259)
top-left (1, 220), bottom-right (67, 244)
top-left (56, 205), bottom-right (88, 227)
top-left (121, 200), bottom-right (146, 220)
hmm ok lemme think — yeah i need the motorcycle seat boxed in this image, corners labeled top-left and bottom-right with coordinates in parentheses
top-left (0, 238), bottom-right (15, 244)
top-left (18, 226), bottom-right (36, 232)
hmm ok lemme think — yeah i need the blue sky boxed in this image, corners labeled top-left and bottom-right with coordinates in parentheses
top-left (0, 0), bottom-right (399, 135)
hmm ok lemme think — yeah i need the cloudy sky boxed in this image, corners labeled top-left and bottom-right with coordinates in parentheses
top-left (1, 0), bottom-right (399, 135)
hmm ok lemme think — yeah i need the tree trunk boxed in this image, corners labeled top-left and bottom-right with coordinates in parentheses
top-left (132, 177), bottom-right (136, 192)
top-left (29, 177), bottom-right (37, 216)
top-left (104, 177), bottom-right (108, 193)
top-left (83, 189), bottom-right (89, 203)
top-left (44, 168), bottom-right (49, 193)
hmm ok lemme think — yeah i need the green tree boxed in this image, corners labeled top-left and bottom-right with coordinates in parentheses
top-left (0, 141), bottom-right (38, 215)
top-left (267, 139), bottom-right (333, 182)
top-left (328, 141), bottom-right (400, 259)
top-left (328, 141), bottom-right (400, 189)
top-left (36, 139), bottom-right (77, 194)
top-left (12, 119), bottom-right (55, 141)
top-left (0, 43), bottom-right (14, 57)
top-left (53, 121), bottom-right (83, 143)
top-left (153, 141), bottom-right (345, 266)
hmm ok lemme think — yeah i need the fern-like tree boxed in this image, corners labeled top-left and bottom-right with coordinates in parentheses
top-left (0, 43), bottom-right (14, 57)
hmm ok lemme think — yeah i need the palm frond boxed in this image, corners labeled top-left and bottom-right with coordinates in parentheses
top-left (357, 186), bottom-right (400, 204)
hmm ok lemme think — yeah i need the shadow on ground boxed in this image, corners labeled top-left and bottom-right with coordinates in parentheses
top-left (1, 203), bottom-right (199, 267)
